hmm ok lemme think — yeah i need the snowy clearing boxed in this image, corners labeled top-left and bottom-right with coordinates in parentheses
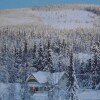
top-left (31, 90), bottom-right (100, 100)
top-left (78, 90), bottom-right (100, 100)
top-left (0, 83), bottom-right (100, 100)
top-left (31, 93), bottom-right (48, 100)
top-left (35, 10), bottom-right (100, 29)
top-left (0, 83), bottom-right (21, 100)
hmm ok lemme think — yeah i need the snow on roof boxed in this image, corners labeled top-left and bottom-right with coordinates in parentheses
top-left (52, 72), bottom-right (65, 84)
top-left (31, 71), bottom-right (66, 84)
top-left (32, 71), bottom-right (50, 84)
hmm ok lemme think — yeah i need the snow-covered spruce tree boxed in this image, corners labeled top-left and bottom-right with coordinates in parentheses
top-left (32, 42), bottom-right (38, 69)
top-left (67, 49), bottom-right (79, 100)
top-left (21, 39), bottom-right (31, 100)
top-left (27, 41), bottom-right (37, 72)
top-left (43, 40), bottom-right (54, 72)
top-left (14, 45), bottom-right (23, 83)
top-left (62, 39), bottom-right (67, 57)
top-left (85, 59), bottom-right (92, 88)
top-left (79, 59), bottom-right (92, 88)
top-left (91, 41), bottom-right (100, 89)
top-left (0, 42), bottom-right (9, 83)
top-left (44, 40), bottom-right (55, 100)
top-left (1, 40), bottom-right (15, 83)
top-left (37, 42), bottom-right (45, 71)
top-left (57, 49), bottom-right (66, 72)
top-left (21, 39), bottom-right (28, 82)
top-left (58, 39), bottom-right (68, 72)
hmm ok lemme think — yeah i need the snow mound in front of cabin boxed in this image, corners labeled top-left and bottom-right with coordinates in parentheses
top-left (0, 83), bottom-right (21, 100)
top-left (31, 93), bottom-right (48, 100)
top-left (78, 90), bottom-right (100, 100)
top-left (35, 10), bottom-right (99, 29)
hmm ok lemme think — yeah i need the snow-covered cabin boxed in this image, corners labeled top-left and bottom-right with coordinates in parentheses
top-left (26, 71), bottom-right (67, 93)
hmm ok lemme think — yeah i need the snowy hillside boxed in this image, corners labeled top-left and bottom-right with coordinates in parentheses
top-left (0, 8), bottom-right (43, 26)
top-left (35, 10), bottom-right (100, 29)
top-left (0, 7), bottom-right (100, 29)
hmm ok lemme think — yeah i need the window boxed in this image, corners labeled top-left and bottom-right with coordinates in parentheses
top-left (35, 87), bottom-right (39, 91)
top-left (39, 87), bottom-right (43, 91)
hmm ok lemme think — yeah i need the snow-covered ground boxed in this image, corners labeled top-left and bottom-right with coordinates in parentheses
top-left (35, 10), bottom-right (100, 29)
top-left (32, 90), bottom-right (100, 100)
top-left (31, 93), bottom-right (48, 100)
top-left (78, 90), bottom-right (100, 100)
top-left (0, 83), bottom-right (21, 100)
top-left (0, 83), bottom-right (100, 100)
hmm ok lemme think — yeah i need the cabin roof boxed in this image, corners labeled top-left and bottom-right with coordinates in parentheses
top-left (32, 71), bottom-right (50, 84)
top-left (52, 72), bottom-right (65, 84)
top-left (27, 71), bottom-right (66, 84)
